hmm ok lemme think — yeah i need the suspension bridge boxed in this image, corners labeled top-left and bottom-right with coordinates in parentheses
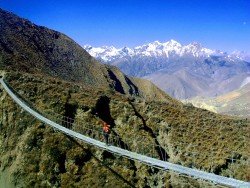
top-left (0, 78), bottom-right (249, 188)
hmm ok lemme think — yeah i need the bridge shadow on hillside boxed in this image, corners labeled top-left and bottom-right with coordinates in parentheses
top-left (93, 95), bottom-right (129, 150)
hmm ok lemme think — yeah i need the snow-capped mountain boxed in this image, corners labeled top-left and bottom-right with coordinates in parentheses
top-left (84, 40), bottom-right (250, 99)
top-left (84, 40), bottom-right (227, 61)
top-left (84, 45), bottom-right (122, 61)
top-left (230, 50), bottom-right (250, 62)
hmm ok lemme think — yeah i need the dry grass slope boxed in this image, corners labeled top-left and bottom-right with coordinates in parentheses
top-left (0, 71), bottom-right (249, 187)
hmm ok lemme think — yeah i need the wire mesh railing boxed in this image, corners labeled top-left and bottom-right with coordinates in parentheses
top-left (41, 109), bottom-right (250, 172)
top-left (0, 99), bottom-right (232, 188)
top-left (2, 82), bottom-right (249, 174)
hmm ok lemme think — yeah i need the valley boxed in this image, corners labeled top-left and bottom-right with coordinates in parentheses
top-left (184, 83), bottom-right (250, 118)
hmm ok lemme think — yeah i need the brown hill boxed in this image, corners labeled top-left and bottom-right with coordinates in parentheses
top-left (0, 8), bottom-right (172, 102)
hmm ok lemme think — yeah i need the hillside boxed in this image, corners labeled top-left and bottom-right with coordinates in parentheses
top-left (1, 71), bottom-right (249, 187)
top-left (184, 83), bottom-right (250, 118)
top-left (85, 41), bottom-right (250, 99)
top-left (0, 8), bottom-right (171, 102)
top-left (144, 69), bottom-right (210, 99)
top-left (0, 8), bottom-right (249, 188)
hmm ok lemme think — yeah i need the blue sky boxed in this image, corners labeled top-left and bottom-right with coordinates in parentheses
top-left (0, 0), bottom-right (249, 53)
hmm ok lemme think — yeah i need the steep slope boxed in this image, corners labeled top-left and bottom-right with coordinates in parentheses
top-left (85, 41), bottom-right (250, 99)
top-left (144, 69), bottom-right (210, 99)
top-left (0, 8), bottom-right (171, 102)
top-left (184, 83), bottom-right (250, 118)
top-left (0, 72), bottom-right (249, 187)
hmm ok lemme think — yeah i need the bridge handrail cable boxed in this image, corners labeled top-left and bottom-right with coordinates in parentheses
top-left (0, 78), bottom-right (249, 188)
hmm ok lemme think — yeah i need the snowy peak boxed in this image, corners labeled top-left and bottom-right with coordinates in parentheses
top-left (229, 51), bottom-right (250, 62)
top-left (83, 45), bottom-right (122, 61)
top-left (134, 40), bottom-right (181, 57)
top-left (164, 39), bottom-right (182, 47)
top-left (182, 42), bottom-right (215, 57)
top-left (84, 40), bottom-right (246, 62)
top-left (121, 47), bottom-right (134, 55)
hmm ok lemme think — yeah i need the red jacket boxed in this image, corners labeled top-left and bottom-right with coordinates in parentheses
top-left (103, 122), bottom-right (110, 133)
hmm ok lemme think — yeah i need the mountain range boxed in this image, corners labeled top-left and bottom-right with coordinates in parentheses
top-left (85, 41), bottom-right (250, 99)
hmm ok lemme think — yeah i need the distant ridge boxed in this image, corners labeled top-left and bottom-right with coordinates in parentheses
top-left (85, 41), bottom-right (250, 99)
top-left (84, 40), bottom-right (249, 62)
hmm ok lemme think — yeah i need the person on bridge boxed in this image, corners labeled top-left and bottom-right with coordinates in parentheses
top-left (102, 120), bottom-right (111, 145)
